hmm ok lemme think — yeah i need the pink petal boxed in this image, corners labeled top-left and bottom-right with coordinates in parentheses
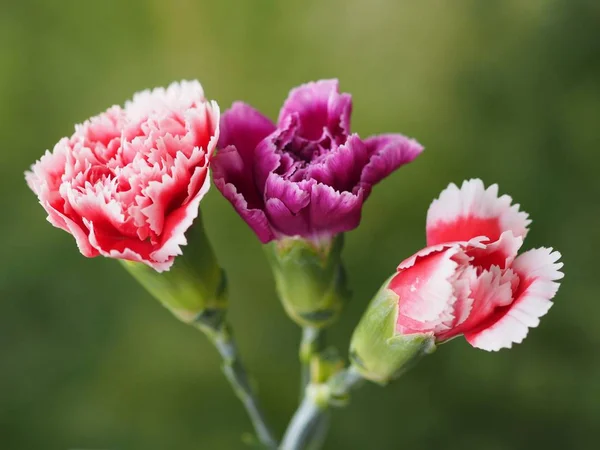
top-left (141, 149), bottom-right (207, 235)
top-left (391, 245), bottom-right (462, 330)
top-left (278, 79), bottom-right (350, 141)
top-left (185, 100), bottom-right (221, 159)
top-left (360, 134), bottom-right (424, 191)
top-left (85, 218), bottom-right (157, 267)
top-left (214, 175), bottom-right (275, 244)
top-left (265, 174), bottom-right (312, 214)
top-left (150, 171), bottom-right (212, 266)
top-left (427, 179), bottom-right (531, 247)
top-left (26, 80), bottom-right (218, 270)
top-left (440, 266), bottom-right (517, 342)
top-left (308, 183), bottom-right (364, 238)
top-left (265, 197), bottom-right (311, 237)
top-left (447, 265), bottom-right (477, 329)
top-left (45, 202), bottom-right (97, 257)
top-left (218, 102), bottom-right (276, 159)
top-left (125, 80), bottom-right (206, 121)
top-left (397, 240), bottom-right (479, 271)
top-left (465, 248), bottom-right (563, 351)
top-left (307, 134), bottom-right (369, 193)
top-left (467, 230), bottom-right (524, 270)
top-left (62, 181), bottom-right (128, 236)
top-left (87, 219), bottom-right (172, 272)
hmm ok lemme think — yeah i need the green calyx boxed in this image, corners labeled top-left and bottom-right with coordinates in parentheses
top-left (349, 277), bottom-right (436, 385)
top-left (265, 234), bottom-right (349, 329)
top-left (121, 214), bottom-right (228, 326)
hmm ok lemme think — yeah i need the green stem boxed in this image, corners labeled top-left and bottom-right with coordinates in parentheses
top-left (201, 321), bottom-right (278, 449)
top-left (280, 387), bottom-right (328, 450)
top-left (281, 366), bottom-right (364, 450)
top-left (299, 326), bottom-right (324, 398)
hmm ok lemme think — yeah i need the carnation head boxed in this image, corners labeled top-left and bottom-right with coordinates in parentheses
top-left (26, 80), bottom-right (220, 272)
top-left (213, 79), bottom-right (423, 244)
top-left (350, 179), bottom-right (563, 382)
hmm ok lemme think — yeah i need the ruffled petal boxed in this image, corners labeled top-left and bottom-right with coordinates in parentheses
top-left (26, 80), bottom-right (218, 270)
top-left (308, 183), bottom-right (364, 238)
top-left (125, 80), bottom-right (206, 121)
top-left (391, 245), bottom-right (463, 333)
top-left (467, 230), bottom-right (524, 270)
top-left (265, 198), bottom-right (310, 238)
top-left (307, 135), bottom-right (369, 192)
top-left (264, 174), bottom-right (312, 214)
top-left (150, 171), bottom-right (211, 265)
top-left (278, 79), bottom-right (351, 141)
top-left (212, 103), bottom-right (277, 241)
top-left (141, 150), bottom-right (207, 236)
top-left (214, 176), bottom-right (275, 243)
top-left (45, 202), bottom-right (98, 257)
top-left (253, 114), bottom-right (298, 194)
top-left (465, 248), bottom-right (563, 351)
top-left (439, 266), bottom-right (517, 342)
top-left (263, 174), bottom-right (313, 237)
top-left (186, 100), bottom-right (220, 159)
top-left (360, 134), bottom-right (424, 190)
top-left (218, 102), bottom-right (276, 161)
top-left (397, 238), bottom-right (485, 271)
top-left (85, 218), bottom-right (158, 268)
top-left (427, 179), bottom-right (531, 247)
top-left (213, 144), bottom-right (263, 211)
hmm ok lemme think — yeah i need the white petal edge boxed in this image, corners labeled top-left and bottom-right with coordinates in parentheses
top-left (125, 80), bottom-right (207, 122)
top-left (150, 168), bottom-right (212, 265)
top-left (396, 245), bottom-right (462, 324)
top-left (427, 179), bottom-right (531, 240)
top-left (466, 247), bottom-right (564, 351)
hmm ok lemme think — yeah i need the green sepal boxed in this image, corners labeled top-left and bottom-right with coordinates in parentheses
top-left (311, 347), bottom-right (345, 385)
top-left (349, 276), bottom-right (436, 384)
top-left (265, 234), bottom-right (349, 328)
top-left (120, 214), bottom-right (228, 325)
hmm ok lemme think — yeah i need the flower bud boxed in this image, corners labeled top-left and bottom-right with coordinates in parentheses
top-left (349, 277), bottom-right (436, 384)
top-left (265, 234), bottom-right (349, 328)
top-left (121, 215), bottom-right (228, 326)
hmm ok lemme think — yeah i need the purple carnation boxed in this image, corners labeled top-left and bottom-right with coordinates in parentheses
top-left (213, 79), bottom-right (424, 243)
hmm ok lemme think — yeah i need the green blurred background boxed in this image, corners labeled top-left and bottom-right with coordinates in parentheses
top-left (2, 0), bottom-right (599, 448)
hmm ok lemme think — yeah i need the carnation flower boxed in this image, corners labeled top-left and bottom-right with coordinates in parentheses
top-left (26, 80), bottom-right (219, 272)
top-left (350, 180), bottom-right (564, 383)
top-left (213, 79), bottom-right (423, 243)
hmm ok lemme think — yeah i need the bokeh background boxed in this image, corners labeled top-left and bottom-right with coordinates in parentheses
top-left (2, 0), bottom-right (599, 448)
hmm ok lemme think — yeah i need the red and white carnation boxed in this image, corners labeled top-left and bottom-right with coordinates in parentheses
top-left (390, 179), bottom-right (563, 351)
top-left (26, 80), bottom-right (219, 272)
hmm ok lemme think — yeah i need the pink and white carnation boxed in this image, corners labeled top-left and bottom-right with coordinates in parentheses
top-left (26, 80), bottom-right (219, 272)
top-left (389, 179), bottom-right (563, 351)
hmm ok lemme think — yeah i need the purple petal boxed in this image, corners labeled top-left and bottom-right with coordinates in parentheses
top-left (213, 145), bottom-right (262, 209)
top-left (213, 103), bottom-right (278, 241)
top-left (214, 176), bottom-right (275, 243)
top-left (264, 174), bottom-right (313, 237)
top-left (326, 90), bottom-right (352, 141)
top-left (265, 173), bottom-right (312, 214)
top-left (254, 114), bottom-right (299, 194)
top-left (265, 198), bottom-right (311, 237)
top-left (308, 134), bottom-right (369, 192)
top-left (278, 80), bottom-right (352, 141)
top-left (219, 102), bottom-right (276, 164)
top-left (360, 134), bottom-right (424, 188)
top-left (309, 183), bottom-right (364, 237)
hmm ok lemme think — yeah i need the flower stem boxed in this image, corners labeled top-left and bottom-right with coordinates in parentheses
top-left (299, 326), bottom-right (324, 398)
top-left (280, 387), bottom-right (329, 450)
top-left (200, 321), bottom-right (278, 449)
top-left (281, 366), bottom-right (364, 450)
